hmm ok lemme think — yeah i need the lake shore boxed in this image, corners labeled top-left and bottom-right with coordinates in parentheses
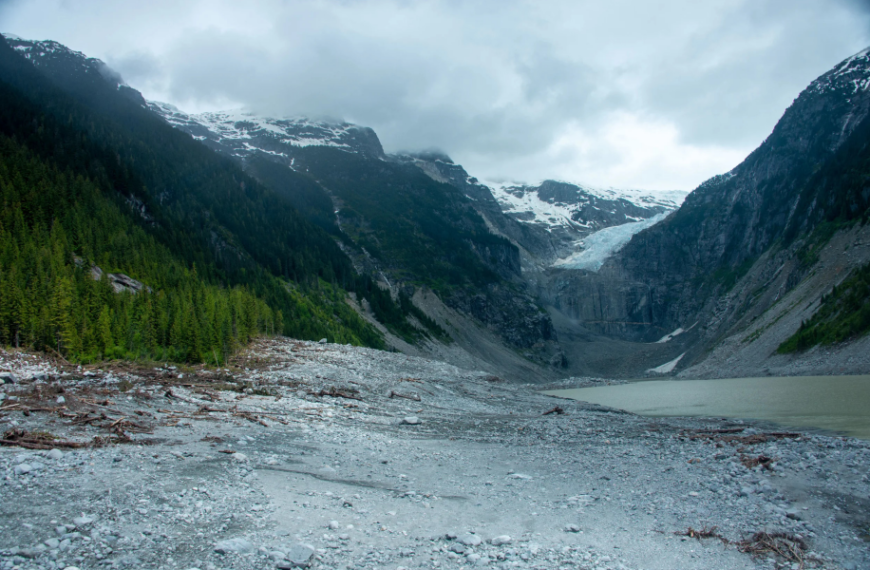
top-left (545, 375), bottom-right (870, 440)
top-left (0, 338), bottom-right (868, 570)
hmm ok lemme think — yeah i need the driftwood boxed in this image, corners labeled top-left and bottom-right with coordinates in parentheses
top-left (233, 411), bottom-right (269, 427)
top-left (0, 428), bottom-right (88, 450)
top-left (388, 390), bottom-right (421, 402)
top-left (310, 387), bottom-right (362, 401)
top-left (543, 406), bottom-right (565, 415)
top-left (737, 532), bottom-right (813, 567)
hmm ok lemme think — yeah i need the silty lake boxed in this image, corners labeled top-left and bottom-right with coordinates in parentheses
top-left (544, 375), bottom-right (870, 440)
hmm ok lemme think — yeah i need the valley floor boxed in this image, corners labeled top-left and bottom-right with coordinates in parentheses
top-left (0, 339), bottom-right (868, 570)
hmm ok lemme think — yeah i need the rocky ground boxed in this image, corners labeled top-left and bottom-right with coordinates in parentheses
top-left (0, 338), bottom-right (868, 570)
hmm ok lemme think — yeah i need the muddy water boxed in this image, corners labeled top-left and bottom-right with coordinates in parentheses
top-left (545, 375), bottom-right (870, 440)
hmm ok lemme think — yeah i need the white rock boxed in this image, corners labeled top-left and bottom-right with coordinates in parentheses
top-left (214, 537), bottom-right (254, 554)
top-left (231, 453), bottom-right (248, 462)
top-left (285, 543), bottom-right (315, 567)
top-left (47, 449), bottom-right (63, 460)
top-left (73, 515), bottom-right (95, 527)
top-left (565, 524), bottom-right (581, 533)
top-left (13, 463), bottom-right (33, 475)
top-left (328, 520), bottom-right (340, 530)
top-left (400, 416), bottom-right (421, 425)
top-left (490, 535), bottom-right (511, 546)
top-left (56, 396), bottom-right (65, 404)
top-left (507, 473), bottom-right (532, 480)
top-left (459, 533), bottom-right (482, 546)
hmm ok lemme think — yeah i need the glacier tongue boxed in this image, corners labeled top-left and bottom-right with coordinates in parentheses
top-left (554, 212), bottom-right (670, 271)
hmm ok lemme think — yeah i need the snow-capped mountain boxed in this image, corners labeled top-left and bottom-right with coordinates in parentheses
top-left (809, 46), bottom-right (870, 96)
top-left (390, 153), bottom-right (687, 265)
top-left (6, 27), bottom-right (681, 273)
top-left (148, 102), bottom-right (385, 161)
top-left (488, 180), bottom-right (686, 234)
top-left (147, 99), bottom-right (685, 267)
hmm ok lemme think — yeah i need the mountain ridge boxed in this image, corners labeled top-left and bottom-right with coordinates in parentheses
top-left (5, 31), bottom-right (870, 379)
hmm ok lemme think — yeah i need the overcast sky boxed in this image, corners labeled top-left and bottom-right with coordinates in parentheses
top-left (3, 0), bottom-right (869, 190)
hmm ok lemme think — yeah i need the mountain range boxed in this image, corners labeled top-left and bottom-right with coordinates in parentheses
top-left (2, 32), bottom-right (869, 380)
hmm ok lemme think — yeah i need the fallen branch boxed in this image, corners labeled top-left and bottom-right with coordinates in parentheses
top-left (543, 406), bottom-right (565, 415)
top-left (675, 526), bottom-right (728, 544)
top-left (310, 387), bottom-right (362, 401)
top-left (737, 532), bottom-right (812, 567)
top-left (0, 428), bottom-right (88, 450)
top-left (233, 411), bottom-right (269, 427)
top-left (388, 390), bottom-right (421, 402)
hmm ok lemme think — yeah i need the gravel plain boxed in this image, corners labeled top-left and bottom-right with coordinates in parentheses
top-left (0, 338), bottom-right (868, 570)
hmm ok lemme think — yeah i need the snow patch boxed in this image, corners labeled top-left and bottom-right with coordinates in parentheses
top-left (654, 322), bottom-right (697, 343)
top-left (647, 353), bottom-right (685, 374)
top-left (655, 328), bottom-right (684, 344)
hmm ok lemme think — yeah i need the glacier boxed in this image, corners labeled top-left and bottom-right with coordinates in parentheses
top-left (554, 211), bottom-right (670, 271)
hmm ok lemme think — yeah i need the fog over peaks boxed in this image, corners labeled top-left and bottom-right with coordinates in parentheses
top-left (3, 0), bottom-right (869, 190)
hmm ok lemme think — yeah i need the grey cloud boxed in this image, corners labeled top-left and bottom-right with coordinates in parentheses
top-left (4, 0), bottom-right (870, 189)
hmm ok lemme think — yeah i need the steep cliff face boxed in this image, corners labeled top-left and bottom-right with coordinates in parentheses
top-left (549, 47), bottom-right (870, 367)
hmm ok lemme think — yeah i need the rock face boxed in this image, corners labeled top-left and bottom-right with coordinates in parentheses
top-left (549, 47), bottom-right (870, 368)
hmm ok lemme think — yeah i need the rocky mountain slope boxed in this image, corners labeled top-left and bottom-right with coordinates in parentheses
top-left (550, 46), bottom-right (870, 375)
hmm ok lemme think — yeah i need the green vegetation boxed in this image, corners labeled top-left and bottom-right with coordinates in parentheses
top-left (0, 35), bottom-right (445, 362)
top-left (778, 261), bottom-right (870, 353)
top-left (0, 136), bottom-right (278, 363)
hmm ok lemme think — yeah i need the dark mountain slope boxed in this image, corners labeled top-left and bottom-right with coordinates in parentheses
top-left (0, 35), bottom-right (393, 356)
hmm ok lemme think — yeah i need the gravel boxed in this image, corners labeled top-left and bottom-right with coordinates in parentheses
top-left (0, 338), bottom-right (867, 570)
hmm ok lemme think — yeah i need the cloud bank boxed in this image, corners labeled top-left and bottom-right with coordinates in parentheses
top-left (2, 0), bottom-right (869, 190)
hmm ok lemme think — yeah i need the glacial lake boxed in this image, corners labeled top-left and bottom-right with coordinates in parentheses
top-left (544, 375), bottom-right (870, 440)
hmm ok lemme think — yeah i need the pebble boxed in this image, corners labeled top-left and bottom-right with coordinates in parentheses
top-left (400, 416), bottom-right (421, 425)
top-left (490, 535), bottom-right (511, 546)
top-left (47, 449), bottom-right (63, 460)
